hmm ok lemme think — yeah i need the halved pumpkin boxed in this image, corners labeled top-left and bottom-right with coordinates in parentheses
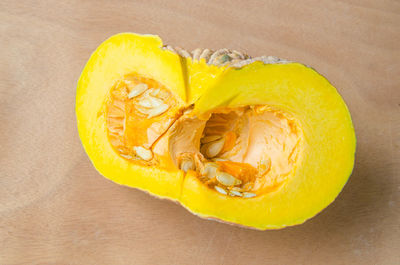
top-left (76, 33), bottom-right (186, 200)
top-left (76, 33), bottom-right (356, 230)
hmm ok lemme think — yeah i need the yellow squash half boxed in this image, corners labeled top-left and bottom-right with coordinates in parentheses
top-left (76, 33), bottom-right (356, 230)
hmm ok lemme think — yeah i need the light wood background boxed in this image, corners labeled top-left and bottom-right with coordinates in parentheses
top-left (1, 0), bottom-right (399, 264)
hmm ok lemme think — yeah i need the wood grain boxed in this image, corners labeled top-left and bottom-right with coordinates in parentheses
top-left (1, 0), bottom-right (399, 264)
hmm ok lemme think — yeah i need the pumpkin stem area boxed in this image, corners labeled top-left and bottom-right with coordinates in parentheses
top-left (106, 73), bottom-right (303, 198)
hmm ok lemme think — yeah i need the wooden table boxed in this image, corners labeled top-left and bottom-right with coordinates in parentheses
top-left (1, 1), bottom-right (399, 264)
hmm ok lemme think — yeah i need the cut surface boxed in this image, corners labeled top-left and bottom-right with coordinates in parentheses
top-left (77, 33), bottom-right (186, 200)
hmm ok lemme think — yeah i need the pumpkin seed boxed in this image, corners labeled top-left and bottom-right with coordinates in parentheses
top-left (150, 88), bottom-right (161, 97)
top-left (163, 45), bottom-right (176, 53)
top-left (242, 182), bottom-right (254, 191)
top-left (137, 96), bottom-right (164, 108)
top-left (155, 89), bottom-right (170, 100)
top-left (229, 190), bottom-right (243, 197)
top-left (230, 50), bottom-right (245, 59)
top-left (217, 54), bottom-right (231, 65)
top-left (201, 137), bottom-right (225, 158)
top-left (209, 48), bottom-right (229, 65)
top-left (192, 48), bottom-right (202, 60)
top-left (200, 135), bottom-right (222, 144)
top-left (128, 83), bottom-right (148, 99)
top-left (214, 186), bottom-right (227, 195)
top-left (133, 146), bottom-right (153, 161)
top-left (199, 49), bottom-right (212, 61)
top-left (202, 162), bottom-right (219, 179)
top-left (180, 158), bottom-right (194, 172)
top-left (147, 103), bottom-right (169, 118)
top-left (243, 192), bottom-right (257, 198)
top-left (136, 106), bottom-right (151, 115)
top-left (108, 126), bottom-right (123, 134)
top-left (120, 154), bottom-right (133, 159)
top-left (216, 172), bottom-right (242, 186)
top-left (175, 47), bottom-right (191, 58)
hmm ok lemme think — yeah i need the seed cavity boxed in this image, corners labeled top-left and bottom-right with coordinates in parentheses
top-left (128, 83), bottom-right (148, 99)
top-left (108, 76), bottom-right (301, 201)
top-left (133, 146), bottom-right (153, 161)
top-left (216, 171), bottom-right (242, 186)
top-left (214, 186), bottom-right (227, 195)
